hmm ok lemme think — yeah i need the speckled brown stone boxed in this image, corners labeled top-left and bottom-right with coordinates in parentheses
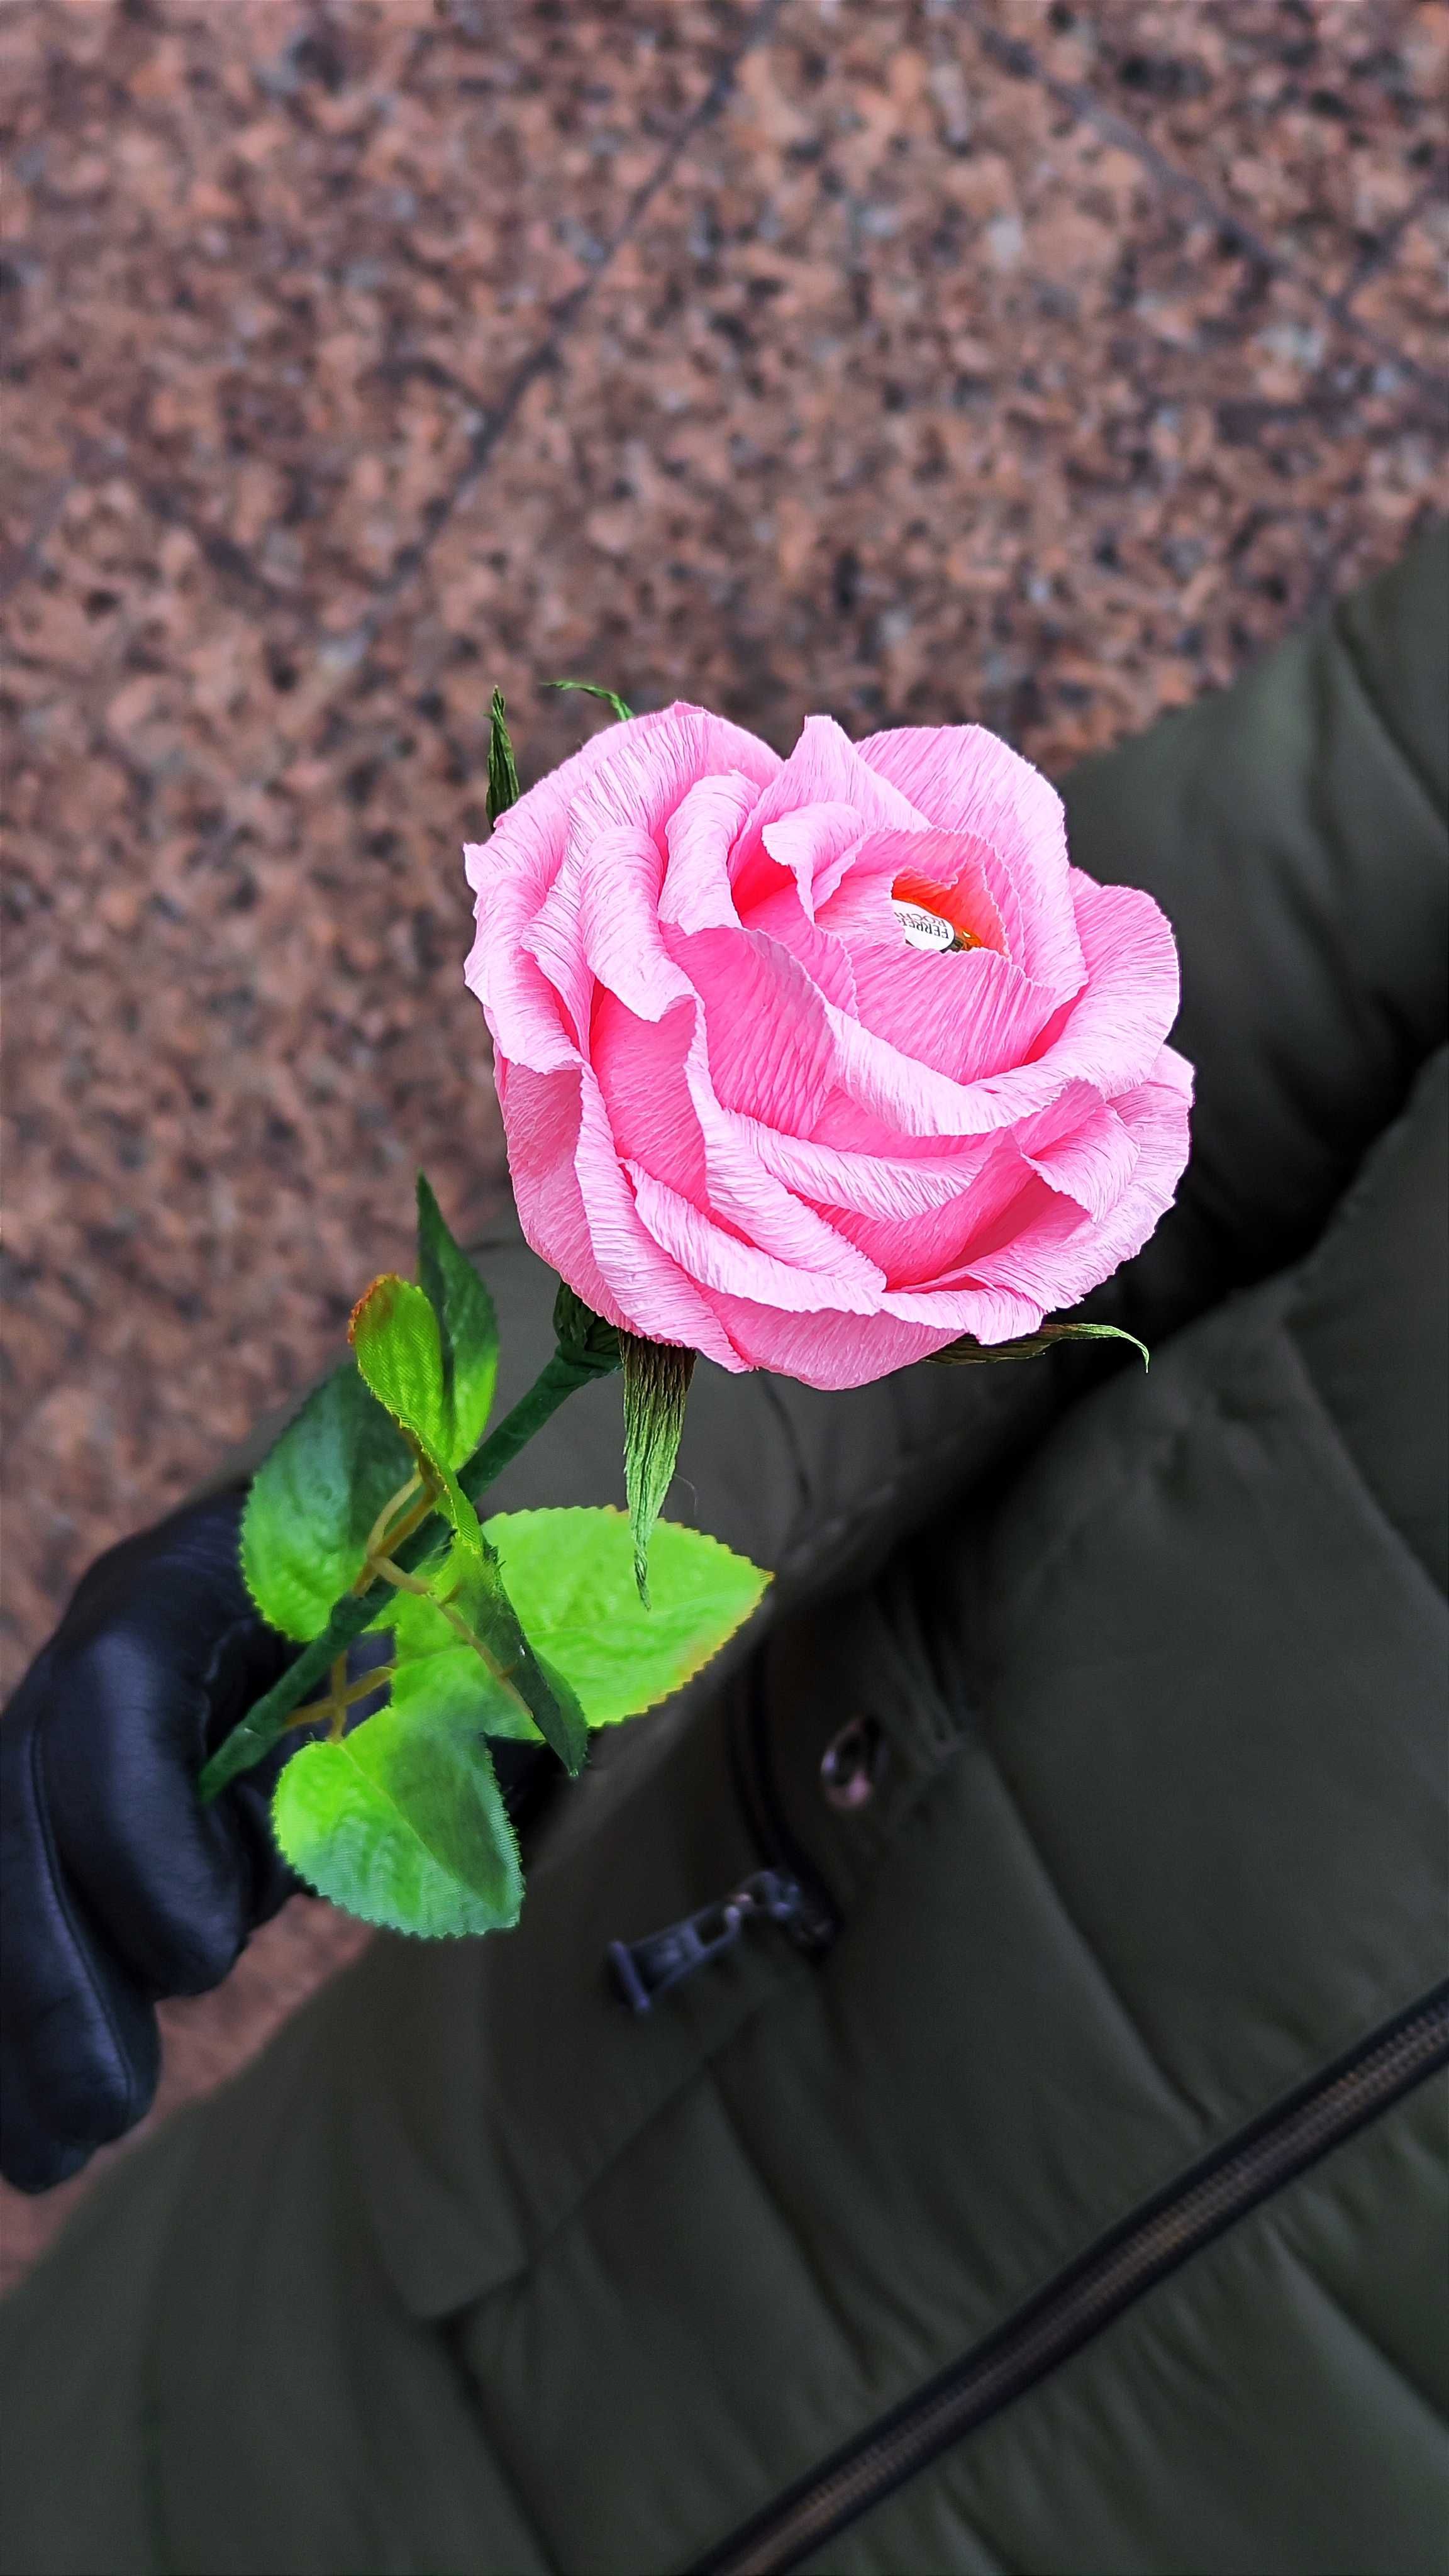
top-left (2, 0), bottom-right (1446, 2279)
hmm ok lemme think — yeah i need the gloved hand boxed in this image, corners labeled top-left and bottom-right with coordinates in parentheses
top-left (0, 1490), bottom-right (565, 2194)
top-left (0, 1492), bottom-right (301, 2193)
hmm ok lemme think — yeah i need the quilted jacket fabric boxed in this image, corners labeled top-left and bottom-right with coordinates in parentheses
top-left (1, 528), bottom-right (1445, 2576)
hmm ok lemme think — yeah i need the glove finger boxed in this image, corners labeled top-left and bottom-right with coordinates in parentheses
top-left (42, 1619), bottom-right (285, 1997)
top-left (0, 1666), bottom-right (159, 2192)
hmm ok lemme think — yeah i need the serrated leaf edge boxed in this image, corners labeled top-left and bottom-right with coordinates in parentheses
top-left (486, 1505), bottom-right (771, 1723)
top-left (272, 1729), bottom-right (523, 1941)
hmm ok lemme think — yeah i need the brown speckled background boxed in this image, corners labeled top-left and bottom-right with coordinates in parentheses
top-left (3, 0), bottom-right (1447, 2281)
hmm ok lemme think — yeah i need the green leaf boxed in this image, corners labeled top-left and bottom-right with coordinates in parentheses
top-left (435, 1533), bottom-right (588, 1767)
top-left (350, 1274), bottom-right (452, 1457)
top-left (415, 1174), bottom-right (498, 1462)
top-left (486, 686), bottom-right (520, 824)
top-left (374, 1568), bottom-right (528, 1729)
top-left (272, 1698), bottom-right (523, 1938)
top-left (392, 1635), bottom-right (540, 1741)
top-left (497, 1507), bottom-right (768, 1721)
top-left (241, 1365), bottom-right (414, 1641)
top-left (620, 1335), bottom-right (696, 1604)
top-left (544, 679), bottom-right (635, 723)
top-left (374, 1556), bottom-right (467, 1665)
top-left (382, 1509), bottom-right (769, 1728)
top-left (348, 1273), bottom-right (491, 1568)
top-left (927, 1320), bottom-right (1150, 1370)
top-left (360, 1460), bottom-right (589, 1770)
top-left (386, 1641), bottom-right (523, 1738)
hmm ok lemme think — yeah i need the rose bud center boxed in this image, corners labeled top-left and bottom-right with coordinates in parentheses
top-left (890, 868), bottom-right (987, 955)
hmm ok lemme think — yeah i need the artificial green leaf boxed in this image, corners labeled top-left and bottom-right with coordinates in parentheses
top-left (928, 1320), bottom-right (1149, 1370)
top-left (486, 686), bottom-right (520, 824)
top-left (415, 1174), bottom-right (498, 1462)
top-left (272, 1698), bottom-right (523, 1938)
top-left (544, 679), bottom-right (635, 723)
top-left (348, 1272), bottom-right (487, 1553)
top-left (430, 1458), bottom-right (485, 1550)
top-left (369, 1548), bottom-right (543, 1738)
top-left (421, 1532), bottom-right (589, 1770)
top-left (620, 1335), bottom-right (697, 1604)
top-left (387, 1508), bottom-right (769, 1727)
top-left (367, 1514), bottom-right (588, 1768)
top-left (350, 1274), bottom-right (452, 1455)
top-left (241, 1364), bottom-right (414, 1641)
top-left (388, 1644), bottom-right (522, 1734)
top-left (391, 1636), bottom-right (540, 1740)
top-left (370, 1560), bottom-right (460, 1664)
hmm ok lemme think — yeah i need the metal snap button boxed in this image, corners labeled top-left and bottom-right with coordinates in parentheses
top-left (819, 1714), bottom-right (884, 1812)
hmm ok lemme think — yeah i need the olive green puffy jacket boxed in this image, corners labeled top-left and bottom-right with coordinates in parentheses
top-left (2, 530), bottom-right (1445, 2576)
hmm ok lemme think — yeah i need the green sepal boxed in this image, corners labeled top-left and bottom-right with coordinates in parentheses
top-left (271, 1697), bottom-right (523, 1939)
top-left (552, 1279), bottom-right (622, 1380)
top-left (544, 679), bottom-right (635, 723)
top-left (619, 1335), bottom-right (697, 1604)
top-left (240, 1365), bottom-right (414, 1642)
top-left (928, 1320), bottom-right (1150, 1370)
top-left (486, 685), bottom-right (521, 824)
top-left (374, 1508), bottom-right (769, 1729)
top-left (415, 1174), bottom-right (498, 1462)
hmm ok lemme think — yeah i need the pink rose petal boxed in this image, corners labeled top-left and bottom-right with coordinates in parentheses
top-left (659, 772), bottom-right (759, 936)
top-left (859, 721), bottom-right (1082, 994)
top-left (758, 801), bottom-right (867, 923)
top-left (730, 715), bottom-right (925, 914)
top-left (628, 1162), bottom-right (882, 1315)
top-left (1014, 1081), bottom-right (1140, 1223)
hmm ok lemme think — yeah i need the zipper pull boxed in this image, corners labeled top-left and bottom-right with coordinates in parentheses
top-left (608, 1868), bottom-right (823, 2016)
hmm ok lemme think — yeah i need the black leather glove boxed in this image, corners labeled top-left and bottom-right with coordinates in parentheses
top-left (0, 1492), bottom-right (300, 2193)
top-left (1, 1489), bottom-right (564, 2194)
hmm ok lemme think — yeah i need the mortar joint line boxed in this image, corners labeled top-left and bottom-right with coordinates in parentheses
top-left (957, 0), bottom-right (1449, 402)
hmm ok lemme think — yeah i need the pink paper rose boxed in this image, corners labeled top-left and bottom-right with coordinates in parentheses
top-left (464, 706), bottom-right (1191, 1391)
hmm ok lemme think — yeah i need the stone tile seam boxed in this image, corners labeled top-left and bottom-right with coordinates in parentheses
top-left (955, 0), bottom-right (1449, 399)
top-left (0, 0), bottom-right (787, 655)
top-left (0, 0), bottom-right (792, 867)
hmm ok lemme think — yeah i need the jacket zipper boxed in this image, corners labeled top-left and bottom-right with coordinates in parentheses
top-left (689, 1980), bottom-right (1449, 2576)
top-left (608, 1868), bottom-right (828, 2014)
top-left (607, 1660), bottom-right (840, 2014)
